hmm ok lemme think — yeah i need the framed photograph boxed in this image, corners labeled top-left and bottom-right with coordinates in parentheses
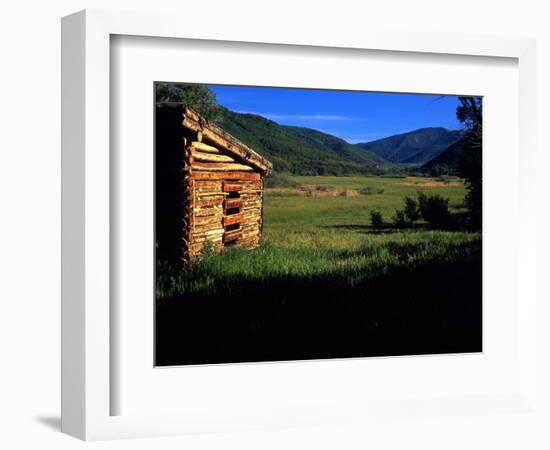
top-left (62, 9), bottom-right (538, 441)
top-left (153, 86), bottom-right (483, 367)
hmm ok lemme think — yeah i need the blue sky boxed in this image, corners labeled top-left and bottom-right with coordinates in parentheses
top-left (210, 85), bottom-right (463, 144)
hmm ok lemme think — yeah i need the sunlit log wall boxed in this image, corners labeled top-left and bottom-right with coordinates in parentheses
top-left (156, 103), bottom-right (272, 264)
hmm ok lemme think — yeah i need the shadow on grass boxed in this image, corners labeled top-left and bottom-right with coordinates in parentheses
top-left (323, 211), bottom-right (476, 235)
top-left (155, 244), bottom-right (482, 366)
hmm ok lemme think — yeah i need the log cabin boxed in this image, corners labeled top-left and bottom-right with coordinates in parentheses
top-left (156, 103), bottom-right (273, 263)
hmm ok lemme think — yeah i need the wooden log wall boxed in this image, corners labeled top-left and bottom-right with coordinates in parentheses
top-left (184, 139), bottom-right (264, 259)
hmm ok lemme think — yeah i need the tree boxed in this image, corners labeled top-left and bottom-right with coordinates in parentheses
top-left (417, 193), bottom-right (451, 230)
top-left (403, 195), bottom-right (420, 223)
top-left (392, 209), bottom-right (409, 229)
top-left (456, 96), bottom-right (482, 229)
top-left (370, 210), bottom-right (384, 232)
top-left (155, 83), bottom-right (220, 121)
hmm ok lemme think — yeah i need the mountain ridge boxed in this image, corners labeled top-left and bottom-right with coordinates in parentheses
top-left (355, 127), bottom-right (463, 164)
top-left (213, 108), bottom-right (463, 175)
top-left (215, 108), bottom-right (391, 175)
top-left (420, 138), bottom-right (467, 175)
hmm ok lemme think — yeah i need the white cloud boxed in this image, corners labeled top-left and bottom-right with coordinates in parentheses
top-left (234, 111), bottom-right (366, 122)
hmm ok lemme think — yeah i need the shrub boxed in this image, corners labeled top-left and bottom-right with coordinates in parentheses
top-left (360, 186), bottom-right (385, 195)
top-left (417, 191), bottom-right (428, 214)
top-left (339, 189), bottom-right (360, 197)
top-left (155, 83), bottom-right (220, 121)
top-left (392, 209), bottom-right (410, 229)
top-left (403, 196), bottom-right (420, 222)
top-left (370, 210), bottom-right (384, 231)
top-left (417, 192), bottom-right (451, 229)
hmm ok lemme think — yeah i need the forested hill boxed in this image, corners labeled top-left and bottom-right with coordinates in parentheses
top-left (355, 127), bottom-right (463, 164)
top-left (214, 108), bottom-right (391, 175)
top-left (420, 138), bottom-right (467, 175)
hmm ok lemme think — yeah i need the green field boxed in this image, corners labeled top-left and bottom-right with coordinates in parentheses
top-left (157, 175), bottom-right (477, 298)
top-left (156, 175), bottom-right (482, 365)
top-left (264, 175), bottom-right (469, 245)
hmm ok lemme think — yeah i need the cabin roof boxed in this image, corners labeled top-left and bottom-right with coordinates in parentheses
top-left (157, 102), bottom-right (273, 175)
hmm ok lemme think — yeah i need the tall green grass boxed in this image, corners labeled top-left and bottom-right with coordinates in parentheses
top-left (156, 175), bottom-right (482, 365)
top-left (157, 175), bottom-right (476, 299)
top-left (156, 230), bottom-right (480, 300)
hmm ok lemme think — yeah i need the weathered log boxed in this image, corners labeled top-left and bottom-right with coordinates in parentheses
top-left (194, 207), bottom-right (223, 217)
top-left (190, 245), bottom-right (222, 254)
top-left (242, 222), bottom-right (258, 228)
top-left (238, 180), bottom-right (260, 185)
top-left (223, 183), bottom-right (243, 192)
top-left (224, 198), bottom-right (243, 210)
top-left (190, 141), bottom-right (221, 153)
top-left (182, 159), bottom-right (195, 257)
top-left (183, 106), bottom-right (201, 122)
top-left (242, 206), bottom-right (261, 214)
top-left (195, 195), bottom-right (224, 204)
top-left (193, 215), bottom-right (223, 227)
top-left (223, 214), bottom-right (245, 227)
top-left (196, 197), bottom-right (224, 208)
top-left (194, 180), bottom-right (223, 190)
top-left (224, 233), bottom-right (259, 245)
top-left (193, 172), bottom-right (261, 181)
top-left (240, 223), bottom-right (260, 232)
top-left (194, 152), bottom-right (236, 163)
top-left (223, 181), bottom-right (261, 192)
top-left (192, 232), bottom-right (224, 241)
top-left (242, 216), bottom-right (261, 224)
top-left (242, 200), bottom-right (261, 206)
top-left (191, 230), bottom-right (223, 243)
top-left (192, 225), bottom-right (224, 236)
top-left (236, 188), bottom-right (262, 193)
top-left (223, 229), bottom-right (242, 243)
top-left (241, 220), bottom-right (260, 229)
top-left (239, 233), bottom-right (260, 242)
top-left (192, 239), bottom-right (224, 247)
top-left (190, 242), bottom-right (223, 253)
top-left (242, 200), bottom-right (261, 207)
top-left (196, 191), bottom-right (229, 197)
top-left (182, 116), bottom-right (201, 131)
top-left (241, 199), bottom-right (261, 206)
top-left (241, 231), bottom-right (260, 241)
top-left (182, 115), bottom-right (271, 174)
top-left (242, 206), bottom-right (261, 213)
top-left (241, 191), bottom-right (262, 197)
top-left (196, 192), bottom-right (225, 200)
top-left (192, 162), bottom-right (254, 172)
top-left (240, 230), bottom-right (260, 239)
top-left (192, 234), bottom-right (224, 244)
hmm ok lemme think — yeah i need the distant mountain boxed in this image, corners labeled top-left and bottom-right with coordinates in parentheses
top-left (285, 126), bottom-right (388, 166)
top-left (355, 128), bottom-right (463, 165)
top-left (421, 138), bottom-right (467, 175)
top-left (215, 108), bottom-right (391, 175)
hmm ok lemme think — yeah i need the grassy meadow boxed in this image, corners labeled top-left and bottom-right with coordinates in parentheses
top-left (156, 175), bottom-right (482, 365)
top-left (264, 175), bottom-right (468, 243)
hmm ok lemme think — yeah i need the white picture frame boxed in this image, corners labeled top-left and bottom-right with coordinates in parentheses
top-left (61, 9), bottom-right (538, 441)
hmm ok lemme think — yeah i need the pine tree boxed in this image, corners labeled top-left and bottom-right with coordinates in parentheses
top-left (155, 83), bottom-right (220, 121)
top-left (456, 97), bottom-right (482, 229)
